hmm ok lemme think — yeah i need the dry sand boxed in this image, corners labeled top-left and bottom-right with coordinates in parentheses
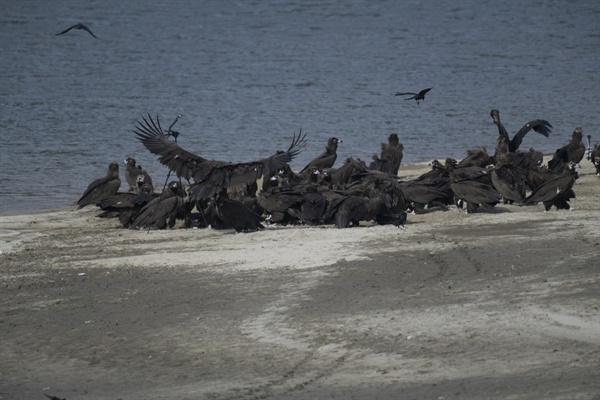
top-left (1, 161), bottom-right (599, 400)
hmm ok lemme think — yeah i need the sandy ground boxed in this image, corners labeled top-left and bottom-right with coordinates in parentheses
top-left (1, 161), bottom-right (599, 400)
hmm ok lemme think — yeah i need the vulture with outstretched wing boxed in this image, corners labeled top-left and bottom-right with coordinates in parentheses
top-left (490, 109), bottom-right (552, 154)
top-left (134, 114), bottom-right (307, 201)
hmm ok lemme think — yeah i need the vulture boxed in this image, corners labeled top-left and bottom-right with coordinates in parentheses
top-left (592, 143), bottom-right (600, 176)
top-left (77, 163), bottom-right (121, 209)
top-left (548, 127), bottom-right (585, 172)
top-left (300, 137), bottom-right (341, 172)
top-left (490, 153), bottom-right (528, 204)
top-left (451, 180), bottom-right (502, 213)
top-left (524, 164), bottom-right (579, 211)
top-left (125, 157), bottom-right (153, 192)
top-left (287, 186), bottom-right (328, 225)
top-left (206, 189), bottom-right (265, 233)
top-left (134, 114), bottom-right (306, 202)
top-left (490, 109), bottom-right (552, 155)
top-left (370, 133), bottom-right (404, 175)
top-left (129, 181), bottom-right (188, 229)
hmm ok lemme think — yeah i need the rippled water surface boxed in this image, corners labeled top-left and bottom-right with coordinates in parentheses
top-left (1, 0), bottom-right (599, 212)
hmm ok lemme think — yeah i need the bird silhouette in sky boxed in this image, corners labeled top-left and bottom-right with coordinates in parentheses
top-left (56, 23), bottom-right (98, 39)
top-left (395, 87), bottom-right (433, 105)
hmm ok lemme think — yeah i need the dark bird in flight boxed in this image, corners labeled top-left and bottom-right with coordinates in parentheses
top-left (395, 87), bottom-right (433, 105)
top-left (56, 23), bottom-right (98, 39)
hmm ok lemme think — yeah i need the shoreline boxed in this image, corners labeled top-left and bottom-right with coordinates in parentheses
top-left (1, 160), bottom-right (599, 399)
top-left (0, 156), bottom-right (561, 217)
top-left (0, 162), bottom-right (431, 217)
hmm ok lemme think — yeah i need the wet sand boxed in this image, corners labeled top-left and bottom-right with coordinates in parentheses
top-left (1, 161), bottom-right (599, 400)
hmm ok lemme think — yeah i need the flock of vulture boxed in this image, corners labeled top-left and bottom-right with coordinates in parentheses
top-left (76, 110), bottom-right (600, 232)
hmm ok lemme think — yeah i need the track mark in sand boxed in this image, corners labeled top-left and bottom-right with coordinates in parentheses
top-left (457, 245), bottom-right (484, 272)
top-left (425, 233), bottom-right (483, 281)
top-left (238, 270), bottom-right (352, 399)
top-left (242, 347), bottom-right (348, 399)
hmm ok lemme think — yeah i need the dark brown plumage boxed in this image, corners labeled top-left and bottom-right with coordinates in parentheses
top-left (374, 211), bottom-right (407, 227)
top-left (371, 133), bottom-right (404, 174)
top-left (457, 148), bottom-right (492, 168)
top-left (96, 184), bottom-right (157, 225)
top-left (395, 87), bottom-right (432, 104)
top-left (399, 182), bottom-right (452, 214)
top-left (328, 157), bottom-right (367, 189)
top-left (45, 394), bottom-right (66, 400)
top-left (451, 180), bottom-right (502, 213)
top-left (56, 23), bottom-right (98, 39)
top-left (134, 114), bottom-right (307, 201)
top-left (125, 157), bottom-right (153, 192)
top-left (490, 109), bottom-right (552, 155)
top-left (129, 181), bottom-right (188, 229)
top-left (301, 137), bottom-right (341, 172)
top-left (208, 189), bottom-right (264, 232)
top-left (592, 143), bottom-right (600, 176)
top-left (548, 127), bottom-right (585, 172)
top-left (411, 160), bottom-right (451, 185)
top-left (525, 164), bottom-right (578, 211)
top-left (96, 191), bottom-right (139, 217)
top-left (446, 158), bottom-right (491, 185)
top-left (287, 186), bottom-right (328, 225)
top-left (345, 169), bottom-right (407, 214)
top-left (490, 153), bottom-right (528, 205)
top-left (323, 195), bottom-right (371, 228)
top-left (77, 162), bottom-right (121, 209)
top-left (507, 148), bottom-right (545, 170)
top-left (257, 189), bottom-right (304, 225)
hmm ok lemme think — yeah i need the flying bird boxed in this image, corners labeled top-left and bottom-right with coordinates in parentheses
top-left (395, 87), bottom-right (433, 104)
top-left (56, 23), bottom-right (98, 39)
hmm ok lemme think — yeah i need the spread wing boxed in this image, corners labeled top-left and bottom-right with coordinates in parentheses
top-left (491, 109), bottom-right (510, 152)
top-left (510, 119), bottom-right (552, 152)
top-left (190, 130), bottom-right (308, 200)
top-left (80, 24), bottom-right (98, 39)
top-left (56, 25), bottom-right (76, 35)
top-left (134, 114), bottom-right (209, 181)
top-left (56, 23), bottom-right (98, 38)
top-left (135, 114), bottom-right (307, 200)
top-left (395, 92), bottom-right (417, 96)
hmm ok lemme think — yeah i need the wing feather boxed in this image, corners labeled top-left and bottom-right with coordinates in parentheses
top-left (510, 119), bottom-right (552, 152)
top-left (136, 114), bottom-right (308, 201)
top-left (134, 114), bottom-right (207, 180)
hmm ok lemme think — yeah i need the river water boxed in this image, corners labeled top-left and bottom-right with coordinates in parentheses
top-left (1, 0), bottom-right (598, 212)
